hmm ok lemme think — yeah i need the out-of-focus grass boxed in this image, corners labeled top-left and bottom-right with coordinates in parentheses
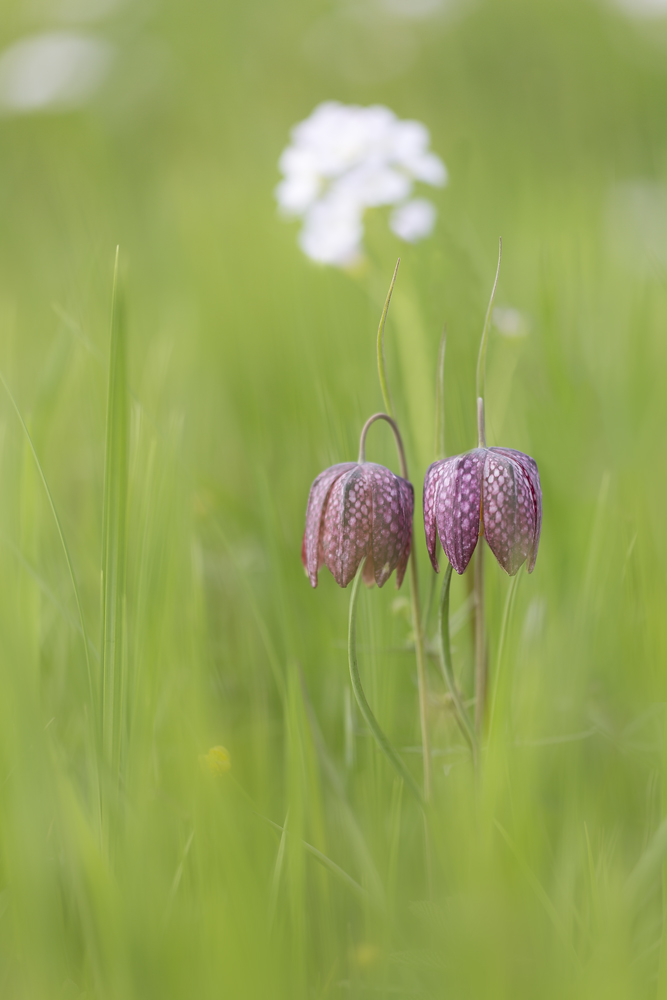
top-left (0, 0), bottom-right (666, 996)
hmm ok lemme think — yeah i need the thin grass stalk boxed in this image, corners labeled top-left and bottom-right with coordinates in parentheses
top-left (376, 258), bottom-right (399, 419)
top-left (372, 265), bottom-right (431, 799)
top-left (434, 325), bottom-right (447, 460)
top-left (347, 563), bottom-right (422, 803)
top-left (487, 568), bottom-right (522, 742)
top-left (0, 371), bottom-right (97, 725)
top-left (358, 413), bottom-right (431, 800)
top-left (101, 247), bottom-right (130, 805)
top-left (473, 243), bottom-right (501, 740)
top-left (438, 562), bottom-right (477, 763)
top-left (474, 533), bottom-right (487, 739)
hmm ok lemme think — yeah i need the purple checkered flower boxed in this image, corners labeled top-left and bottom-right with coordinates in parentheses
top-left (302, 461), bottom-right (414, 589)
top-left (423, 446), bottom-right (542, 577)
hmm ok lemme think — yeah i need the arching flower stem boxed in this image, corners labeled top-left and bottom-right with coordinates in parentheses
top-left (358, 412), bottom-right (407, 474)
top-left (348, 562), bottom-right (422, 803)
top-left (439, 563), bottom-right (477, 766)
top-left (357, 411), bottom-right (432, 802)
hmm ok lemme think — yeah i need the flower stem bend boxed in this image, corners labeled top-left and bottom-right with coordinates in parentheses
top-left (348, 564), bottom-right (423, 804)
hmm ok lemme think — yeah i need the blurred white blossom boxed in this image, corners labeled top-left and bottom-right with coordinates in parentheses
top-left (389, 198), bottom-right (437, 242)
top-left (0, 32), bottom-right (113, 114)
top-left (492, 306), bottom-right (530, 337)
top-left (276, 101), bottom-right (446, 266)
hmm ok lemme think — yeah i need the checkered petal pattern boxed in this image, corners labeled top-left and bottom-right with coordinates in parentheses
top-left (423, 446), bottom-right (541, 577)
top-left (302, 461), bottom-right (413, 588)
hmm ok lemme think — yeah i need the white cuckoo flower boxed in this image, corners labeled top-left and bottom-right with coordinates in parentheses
top-left (276, 101), bottom-right (446, 266)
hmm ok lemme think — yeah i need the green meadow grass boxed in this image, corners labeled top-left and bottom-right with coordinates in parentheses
top-left (0, 0), bottom-right (667, 996)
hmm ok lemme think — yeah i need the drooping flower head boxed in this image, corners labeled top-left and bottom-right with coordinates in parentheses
top-left (302, 460), bottom-right (414, 589)
top-left (424, 446), bottom-right (542, 577)
top-left (276, 101), bottom-right (447, 266)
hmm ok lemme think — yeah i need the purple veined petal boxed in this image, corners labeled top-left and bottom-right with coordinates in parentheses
top-left (322, 465), bottom-right (373, 588)
top-left (482, 452), bottom-right (536, 576)
top-left (362, 463), bottom-right (412, 588)
top-left (302, 462), bottom-right (356, 587)
top-left (436, 450), bottom-right (485, 575)
top-left (490, 447), bottom-right (542, 572)
top-left (394, 475), bottom-right (414, 588)
top-left (423, 458), bottom-right (455, 572)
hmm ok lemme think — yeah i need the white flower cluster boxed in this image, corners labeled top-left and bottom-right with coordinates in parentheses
top-left (276, 101), bottom-right (447, 267)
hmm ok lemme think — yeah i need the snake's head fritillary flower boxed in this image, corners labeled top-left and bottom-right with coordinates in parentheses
top-left (424, 446), bottom-right (542, 577)
top-left (302, 461), bottom-right (413, 589)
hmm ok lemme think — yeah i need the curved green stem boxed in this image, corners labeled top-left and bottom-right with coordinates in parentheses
top-left (438, 563), bottom-right (477, 764)
top-left (348, 565), bottom-right (422, 804)
top-left (376, 259), bottom-right (400, 418)
top-left (358, 412), bottom-right (407, 474)
top-left (475, 238), bottom-right (502, 430)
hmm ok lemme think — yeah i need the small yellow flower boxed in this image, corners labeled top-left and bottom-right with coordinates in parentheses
top-left (350, 943), bottom-right (380, 971)
top-left (199, 745), bottom-right (231, 775)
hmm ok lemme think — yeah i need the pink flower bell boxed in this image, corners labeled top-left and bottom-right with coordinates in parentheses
top-left (423, 446), bottom-right (542, 576)
top-left (302, 460), bottom-right (414, 589)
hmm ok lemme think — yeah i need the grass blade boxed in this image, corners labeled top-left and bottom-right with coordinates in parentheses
top-left (101, 247), bottom-right (130, 787)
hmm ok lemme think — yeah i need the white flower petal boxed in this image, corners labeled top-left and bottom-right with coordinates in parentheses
top-left (299, 196), bottom-right (364, 266)
top-left (334, 163), bottom-right (412, 208)
top-left (389, 199), bottom-right (437, 242)
top-left (275, 174), bottom-right (321, 215)
top-left (405, 151), bottom-right (448, 186)
top-left (276, 102), bottom-right (446, 263)
top-left (0, 32), bottom-right (113, 113)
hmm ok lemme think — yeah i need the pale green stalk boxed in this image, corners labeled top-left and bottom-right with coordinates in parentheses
top-left (434, 326), bottom-right (447, 460)
top-left (0, 370), bottom-right (97, 725)
top-left (473, 241), bottom-right (502, 739)
top-left (348, 563), bottom-right (422, 803)
top-left (100, 248), bottom-right (130, 817)
top-left (439, 562), bottom-right (477, 763)
top-left (376, 258), bottom-right (400, 418)
top-left (372, 264), bottom-right (432, 801)
top-left (487, 568), bottom-right (522, 742)
top-left (357, 412), bottom-right (431, 801)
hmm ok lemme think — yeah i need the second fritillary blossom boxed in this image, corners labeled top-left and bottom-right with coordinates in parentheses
top-left (424, 446), bottom-right (542, 577)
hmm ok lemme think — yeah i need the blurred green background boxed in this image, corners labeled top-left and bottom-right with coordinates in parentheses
top-left (0, 0), bottom-right (667, 996)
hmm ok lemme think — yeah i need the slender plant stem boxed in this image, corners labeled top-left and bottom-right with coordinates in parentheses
top-left (348, 564), bottom-right (422, 804)
top-left (472, 242), bottom-right (501, 742)
top-left (376, 259), bottom-right (400, 418)
top-left (487, 567), bottom-right (522, 742)
top-left (474, 532), bottom-right (487, 739)
top-left (475, 238), bottom-right (502, 407)
top-left (438, 563), bottom-right (477, 764)
top-left (434, 326), bottom-right (447, 460)
top-left (357, 412), bottom-right (431, 801)
top-left (358, 412), bottom-right (406, 471)
top-left (409, 548), bottom-right (431, 802)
